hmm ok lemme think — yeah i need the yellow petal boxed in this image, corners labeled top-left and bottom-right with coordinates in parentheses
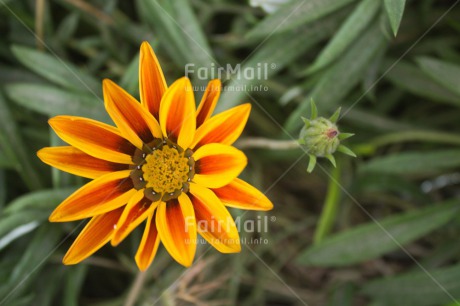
top-left (213, 178), bottom-right (273, 211)
top-left (49, 116), bottom-right (135, 164)
top-left (193, 143), bottom-right (247, 188)
top-left (156, 194), bottom-right (197, 267)
top-left (195, 79), bottom-right (221, 127)
top-left (159, 77), bottom-right (196, 149)
top-left (49, 170), bottom-right (136, 222)
top-left (139, 41), bottom-right (167, 120)
top-left (135, 212), bottom-right (161, 271)
top-left (63, 207), bottom-right (124, 265)
top-left (37, 146), bottom-right (129, 179)
top-left (192, 103), bottom-right (251, 149)
top-left (111, 190), bottom-right (157, 246)
top-left (103, 79), bottom-right (162, 149)
top-left (189, 183), bottom-right (240, 253)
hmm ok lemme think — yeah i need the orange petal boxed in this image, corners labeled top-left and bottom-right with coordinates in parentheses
top-left (156, 194), bottom-right (197, 267)
top-left (195, 79), bottom-right (221, 128)
top-left (49, 116), bottom-right (136, 164)
top-left (189, 183), bottom-right (240, 253)
top-left (139, 41), bottom-right (167, 120)
top-left (38, 146), bottom-right (129, 179)
top-left (49, 170), bottom-right (136, 222)
top-left (193, 143), bottom-right (247, 188)
top-left (159, 77), bottom-right (196, 149)
top-left (192, 103), bottom-right (251, 149)
top-left (135, 212), bottom-right (161, 271)
top-left (111, 190), bottom-right (157, 246)
top-left (103, 79), bottom-right (162, 149)
top-left (213, 178), bottom-right (273, 211)
top-left (63, 207), bottom-right (124, 265)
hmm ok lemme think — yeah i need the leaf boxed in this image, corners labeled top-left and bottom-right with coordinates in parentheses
top-left (359, 149), bottom-right (460, 177)
top-left (384, 60), bottom-right (460, 107)
top-left (306, 0), bottom-right (381, 74)
top-left (384, 0), bottom-right (406, 36)
top-left (297, 201), bottom-right (459, 267)
top-left (11, 45), bottom-right (100, 94)
top-left (5, 83), bottom-right (109, 123)
top-left (0, 212), bottom-right (46, 239)
top-left (362, 264), bottom-right (460, 306)
top-left (285, 21), bottom-right (387, 133)
top-left (217, 10), bottom-right (344, 112)
top-left (4, 187), bottom-right (76, 214)
top-left (247, 0), bottom-right (357, 39)
top-left (0, 93), bottom-right (43, 190)
top-left (417, 57), bottom-right (460, 97)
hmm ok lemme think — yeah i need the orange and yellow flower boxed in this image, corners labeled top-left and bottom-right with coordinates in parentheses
top-left (37, 42), bottom-right (273, 271)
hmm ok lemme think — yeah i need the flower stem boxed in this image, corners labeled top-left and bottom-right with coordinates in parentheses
top-left (235, 137), bottom-right (299, 150)
top-left (313, 160), bottom-right (342, 244)
top-left (125, 270), bottom-right (147, 306)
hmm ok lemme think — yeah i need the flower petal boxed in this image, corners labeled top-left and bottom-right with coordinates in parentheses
top-left (111, 190), bottom-right (157, 246)
top-left (103, 79), bottom-right (162, 149)
top-left (213, 178), bottom-right (273, 211)
top-left (195, 79), bottom-right (221, 128)
top-left (189, 183), bottom-right (240, 253)
top-left (49, 170), bottom-right (136, 222)
top-left (159, 77), bottom-right (196, 149)
top-left (193, 143), bottom-right (247, 188)
top-left (139, 41), bottom-right (167, 120)
top-left (192, 103), bottom-right (251, 149)
top-left (49, 116), bottom-right (136, 164)
top-left (37, 146), bottom-right (129, 179)
top-left (63, 207), bottom-right (124, 265)
top-left (156, 194), bottom-right (196, 267)
top-left (135, 212), bottom-right (161, 271)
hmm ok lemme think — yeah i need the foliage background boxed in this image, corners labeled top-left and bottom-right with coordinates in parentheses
top-left (1, 0), bottom-right (460, 305)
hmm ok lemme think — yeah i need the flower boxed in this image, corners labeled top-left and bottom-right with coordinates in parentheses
top-left (37, 42), bottom-right (273, 271)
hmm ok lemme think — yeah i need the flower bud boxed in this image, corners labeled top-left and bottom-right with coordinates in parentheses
top-left (298, 100), bottom-right (356, 172)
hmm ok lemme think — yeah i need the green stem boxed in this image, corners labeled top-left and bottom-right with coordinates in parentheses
top-left (313, 161), bottom-right (342, 244)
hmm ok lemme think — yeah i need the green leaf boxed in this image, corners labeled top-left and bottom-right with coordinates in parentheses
top-left (0, 93), bottom-right (43, 190)
top-left (4, 187), bottom-right (76, 214)
top-left (285, 21), bottom-right (387, 132)
top-left (384, 60), bottom-right (460, 107)
top-left (306, 0), bottom-right (381, 74)
top-left (0, 211), bottom-right (46, 240)
top-left (359, 149), bottom-right (460, 176)
top-left (297, 201), bottom-right (459, 267)
top-left (5, 84), bottom-right (109, 123)
top-left (218, 11), bottom-right (343, 112)
top-left (417, 57), bottom-right (460, 97)
top-left (11, 45), bottom-right (100, 94)
top-left (384, 0), bottom-right (406, 36)
top-left (362, 264), bottom-right (460, 305)
top-left (247, 0), bottom-right (357, 39)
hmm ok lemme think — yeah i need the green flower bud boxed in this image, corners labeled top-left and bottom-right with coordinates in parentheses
top-left (298, 100), bottom-right (356, 173)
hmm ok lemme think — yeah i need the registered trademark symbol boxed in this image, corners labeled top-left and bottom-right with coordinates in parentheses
top-left (270, 216), bottom-right (276, 222)
top-left (271, 63), bottom-right (277, 70)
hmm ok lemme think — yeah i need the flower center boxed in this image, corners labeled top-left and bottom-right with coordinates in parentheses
top-left (130, 140), bottom-right (195, 202)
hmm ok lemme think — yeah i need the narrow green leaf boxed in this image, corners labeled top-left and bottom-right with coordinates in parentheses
top-left (384, 60), bottom-right (460, 107)
top-left (384, 0), bottom-right (406, 36)
top-left (63, 265), bottom-right (87, 306)
top-left (11, 45), bottom-right (100, 94)
top-left (5, 84), bottom-right (109, 123)
top-left (417, 57), bottom-right (460, 97)
top-left (359, 149), bottom-right (460, 176)
top-left (329, 107), bottom-right (341, 123)
top-left (0, 212), bottom-right (47, 239)
top-left (4, 187), bottom-right (76, 214)
top-left (218, 12), bottom-right (343, 112)
top-left (247, 0), bottom-right (357, 39)
top-left (307, 154), bottom-right (317, 173)
top-left (286, 21), bottom-right (387, 132)
top-left (0, 93), bottom-right (43, 190)
top-left (306, 0), bottom-right (381, 73)
top-left (297, 201), bottom-right (459, 266)
top-left (362, 264), bottom-right (460, 306)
